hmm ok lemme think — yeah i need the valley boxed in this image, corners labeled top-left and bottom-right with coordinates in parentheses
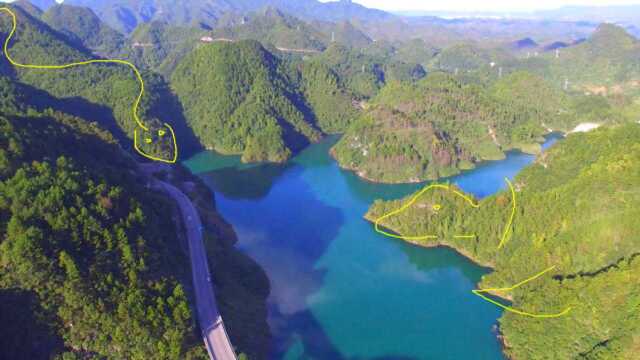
top-left (0, 0), bottom-right (638, 359)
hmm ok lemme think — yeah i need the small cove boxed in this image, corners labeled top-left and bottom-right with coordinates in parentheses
top-left (185, 134), bottom-right (562, 359)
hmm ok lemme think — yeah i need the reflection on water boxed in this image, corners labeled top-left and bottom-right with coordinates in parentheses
top-left (199, 163), bottom-right (290, 200)
top-left (184, 134), bottom-right (561, 360)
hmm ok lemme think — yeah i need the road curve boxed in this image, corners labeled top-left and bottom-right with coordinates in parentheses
top-left (153, 178), bottom-right (237, 360)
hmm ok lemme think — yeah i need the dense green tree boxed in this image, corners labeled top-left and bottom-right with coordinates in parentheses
top-left (171, 40), bottom-right (326, 162)
top-left (0, 5), bottom-right (188, 161)
top-left (367, 124), bottom-right (640, 359)
top-left (42, 4), bottom-right (125, 56)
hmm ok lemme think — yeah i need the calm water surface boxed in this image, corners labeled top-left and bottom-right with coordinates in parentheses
top-left (185, 134), bottom-right (561, 360)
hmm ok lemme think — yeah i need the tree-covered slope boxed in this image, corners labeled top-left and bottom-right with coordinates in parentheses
top-left (294, 60), bottom-right (359, 133)
top-left (366, 123), bottom-right (640, 359)
top-left (171, 40), bottom-right (358, 162)
top-left (64, 0), bottom-right (394, 34)
top-left (312, 43), bottom-right (386, 99)
top-left (311, 20), bottom-right (373, 49)
top-left (0, 100), bottom-right (205, 359)
top-left (505, 24), bottom-right (640, 96)
top-left (12, 0), bottom-right (47, 18)
top-left (428, 42), bottom-right (514, 73)
top-left (127, 21), bottom-right (204, 76)
top-left (0, 64), bottom-right (271, 358)
top-left (171, 40), bottom-right (319, 162)
top-left (331, 72), bottom-right (571, 183)
top-left (0, 4), bottom-right (194, 161)
top-left (42, 4), bottom-right (126, 56)
top-left (212, 7), bottom-right (327, 51)
top-left (545, 23), bottom-right (640, 94)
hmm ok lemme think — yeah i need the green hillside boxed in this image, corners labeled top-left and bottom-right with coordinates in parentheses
top-left (0, 61), bottom-right (271, 359)
top-left (296, 60), bottom-right (359, 133)
top-left (213, 8), bottom-right (327, 51)
top-left (0, 80), bottom-right (205, 359)
top-left (42, 4), bottom-right (125, 56)
top-left (171, 40), bottom-right (319, 162)
top-left (429, 42), bottom-right (513, 73)
top-left (0, 5), bottom-right (193, 161)
top-left (366, 123), bottom-right (640, 359)
top-left (311, 19), bottom-right (373, 48)
top-left (392, 38), bottom-right (440, 68)
top-left (63, 0), bottom-right (394, 34)
top-left (545, 23), bottom-right (640, 94)
top-left (312, 43), bottom-right (385, 99)
top-left (331, 72), bottom-right (575, 183)
top-left (127, 21), bottom-right (204, 76)
top-left (503, 24), bottom-right (640, 96)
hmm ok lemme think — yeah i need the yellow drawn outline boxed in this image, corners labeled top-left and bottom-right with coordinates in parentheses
top-left (135, 125), bottom-right (178, 163)
top-left (373, 179), bottom-right (572, 318)
top-left (0, 7), bottom-right (177, 163)
top-left (472, 266), bottom-right (572, 318)
top-left (374, 184), bottom-right (480, 241)
top-left (498, 178), bottom-right (516, 249)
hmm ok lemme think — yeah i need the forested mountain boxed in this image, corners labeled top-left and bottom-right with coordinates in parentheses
top-left (0, 4), bottom-right (196, 161)
top-left (312, 43), bottom-right (385, 99)
top-left (1, 2), bottom-right (638, 359)
top-left (428, 43), bottom-right (513, 73)
top-left (309, 42), bottom-right (428, 99)
top-left (212, 7), bottom-right (374, 51)
top-left (62, 0), bottom-right (393, 34)
top-left (0, 73), bottom-right (205, 358)
top-left (331, 72), bottom-right (588, 183)
top-left (170, 40), bottom-right (358, 162)
top-left (12, 0), bottom-right (46, 17)
top-left (41, 4), bottom-right (126, 56)
top-left (311, 20), bottom-right (373, 49)
top-left (510, 37), bottom-right (538, 50)
top-left (543, 23), bottom-right (640, 95)
top-left (390, 38), bottom-right (440, 68)
top-left (127, 21), bottom-right (205, 76)
top-left (212, 7), bottom-right (327, 51)
top-left (0, 21), bottom-right (270, 359)
top-left (367, 123), bottom-right (640, 359)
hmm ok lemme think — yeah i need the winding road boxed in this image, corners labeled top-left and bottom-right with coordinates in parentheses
top-left (142, 163), bottom-right (237, 360)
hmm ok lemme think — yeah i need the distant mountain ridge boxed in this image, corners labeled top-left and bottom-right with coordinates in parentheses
top-left (41, 4), bottom-right (126, 55)
top-left (59, 0), bottom-right (394, 33)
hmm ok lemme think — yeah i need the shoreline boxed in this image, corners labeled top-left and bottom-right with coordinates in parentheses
top-left (364, 213), bottom-right (497, 270)
top-left (363, 215), bottom-right (516, 358)
top-left (329, 136), bottom-right (557, 185)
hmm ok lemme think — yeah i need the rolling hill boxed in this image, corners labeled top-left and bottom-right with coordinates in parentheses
top-left (331, 71), bottom-right (583, 183)
top-left (366, 123), bottom-right (640, 359)
top-left (170, 40), bottom-right (358, 162)
top-left (42, 4), bottom-right (126, 56)
top-left (63, 0), bottom-right (394, 34)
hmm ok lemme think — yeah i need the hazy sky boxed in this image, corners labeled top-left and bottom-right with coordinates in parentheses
top-left (321, 0), bottom-right (640, 12)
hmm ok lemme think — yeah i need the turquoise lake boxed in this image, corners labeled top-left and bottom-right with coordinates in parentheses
top-left (185, 135), bottom-right (561, 360)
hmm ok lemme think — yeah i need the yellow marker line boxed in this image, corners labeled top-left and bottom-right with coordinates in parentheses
top-left (135, 125), bottom-right (178, 163)
top-left (0, 7), bottom-right (178, 163)
top-left (454, 235), bottom-right (477, 239)
top-left (498, 178), bottom-right (516, 249)
top-left (472, 265), bottom-right (572, 318)
top-left (374, 184), bottom-right (479, 241)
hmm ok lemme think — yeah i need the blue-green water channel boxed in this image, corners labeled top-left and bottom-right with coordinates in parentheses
top-left (185, 135), bottom-right (561, 360)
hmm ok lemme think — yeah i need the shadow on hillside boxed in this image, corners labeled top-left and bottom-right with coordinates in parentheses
top-left (147, 76), bottom-right (203, 158)
top-left (14, 78), bottom-right (203, 161)
top-left (0, 289), bottom-right (64, 360)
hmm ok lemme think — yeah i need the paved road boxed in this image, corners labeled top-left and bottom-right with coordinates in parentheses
top-left (153, 178), bottom-right (237, 360)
